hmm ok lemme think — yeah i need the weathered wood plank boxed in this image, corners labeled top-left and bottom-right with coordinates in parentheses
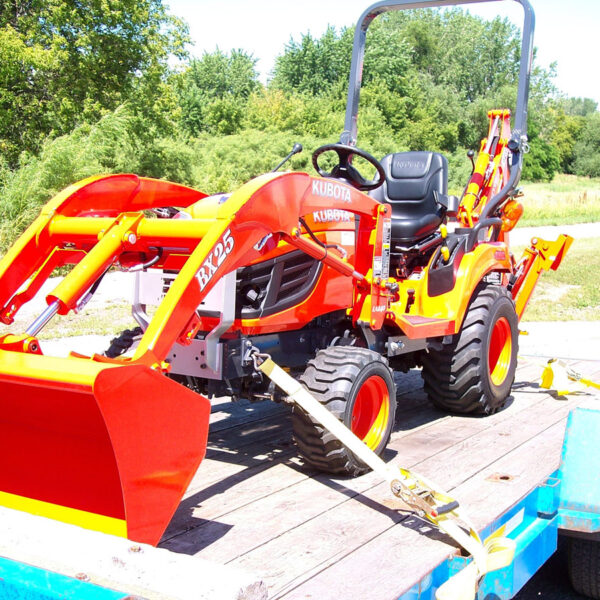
top-left (163, 458), bottom-right (308, 543)
top-left (206, 411), bottom-right (291, 453)
top-left (412, 396), bottom-right (575, 489)
top-left (453, 420), bottom-right (567, 530)
top-left (0, 507), bottom-right (267, 600)
top-left (182, 414), bottom-right (295, 498)
top-left (277, 514), bottom-right (453, 600)
top-left (161, 360), bottom-right (595, 599)
top-left (208, 397), bottom-right (287, 433)
top-left (169, 389), bottom-right (538, 564)
top-left (163, 397), bottom-right (450, 544)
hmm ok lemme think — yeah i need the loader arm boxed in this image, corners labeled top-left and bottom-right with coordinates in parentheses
top-left (130, 172), bottom-right (386, 364)
top-left (0, 174), bottom-right (208, 324)
top-left (0, 171), bottom-right (389, 545)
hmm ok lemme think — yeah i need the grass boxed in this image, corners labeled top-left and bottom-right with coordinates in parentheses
top-left (514, 236), bottom-right (600, 321)
top-left (38, 301), bottom-right (136, 340)
top-left (0, 301), bottom-right (135, 341)
top-left (518, 174), bottom-right (600, 227)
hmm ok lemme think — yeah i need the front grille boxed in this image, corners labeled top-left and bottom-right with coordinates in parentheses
top-left (236, 250), bottom-right (322, 319)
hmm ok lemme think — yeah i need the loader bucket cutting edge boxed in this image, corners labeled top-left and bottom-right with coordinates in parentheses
top-left (0, 352), bottom-right (211, 545)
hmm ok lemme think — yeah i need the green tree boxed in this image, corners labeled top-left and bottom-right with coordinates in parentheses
top-left (0, 27), bottom-right (54, 160)
top-left (573, 112), bottom-right (600, 177)
top-left (271, 27), bottom-right (353, 96)
top-left (243, 88), bottom-right (343, 137)
top-left (272, 22), bottom-right (413, 98)
top-left (562, 97), bottom-right (598, 117)
top-left (177, 49), bottom-right (260, 136)
top-left (389, 9), bottom-right (521, 102)
top-left (549, 106), bottom-right (584, 173)
top-left (268, 7), bottom-right (561, 176)
top-left (523, 134), bottom-right (560, 182)
top-left (0, 104), bottom-right (200, 250)
top-left (0, 0), bottom-right (188, 164)
top-left (181, 49), bottom-right (259, 100)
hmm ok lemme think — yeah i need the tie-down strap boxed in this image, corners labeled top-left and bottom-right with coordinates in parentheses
top-left (256, 355), bottom-right (516, 600)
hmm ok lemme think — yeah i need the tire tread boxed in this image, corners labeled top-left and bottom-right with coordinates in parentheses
top-left (292, 347), bottom-right (396, 476)
top-left (421, 283), bottom-right (518, 415)
top-left (568, 538), bottom-right (600, 599)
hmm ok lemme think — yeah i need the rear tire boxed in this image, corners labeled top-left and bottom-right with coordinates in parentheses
top-left (568, 538), bottom-right (600, 599)
top-left (292, 347), bottom-right (396, 476)
top-left (421, 283), bottom-right (518, 415)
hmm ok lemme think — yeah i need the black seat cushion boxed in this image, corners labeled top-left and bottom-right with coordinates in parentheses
top-left (370, 151), bottom-right (448, 245)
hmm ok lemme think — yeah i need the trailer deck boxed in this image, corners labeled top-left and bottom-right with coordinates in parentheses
top-left (0, 351), bottom-right (598, 599)
top-left (158, 356), bottom-right (600, 599)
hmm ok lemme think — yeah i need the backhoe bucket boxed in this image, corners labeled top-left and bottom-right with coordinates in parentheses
top-left (0, 351), bottom-right (210, 546)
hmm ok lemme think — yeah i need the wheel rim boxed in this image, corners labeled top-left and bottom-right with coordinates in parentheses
top-left (489, 317), bottom-right (512, 386)
top-left (351, 375), bottom-right (390, 450)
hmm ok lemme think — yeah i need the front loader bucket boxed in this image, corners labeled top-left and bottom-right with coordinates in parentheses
top-left (0, 351), bottom-right (210, 546)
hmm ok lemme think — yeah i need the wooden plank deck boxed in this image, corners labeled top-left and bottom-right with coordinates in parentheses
top-left (160, 358), bottom-right (600, 600)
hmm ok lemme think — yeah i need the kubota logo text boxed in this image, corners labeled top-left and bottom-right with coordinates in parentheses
top-left (312, 209), bottom-right (353, 223)
top-left (393, 160), bottom-right (426, 171)
top-left (312, 180), bottom-right (352, 203)
top-left (197, 229), bottom-right (235, 291)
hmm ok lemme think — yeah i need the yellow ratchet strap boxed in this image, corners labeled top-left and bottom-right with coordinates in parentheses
top-left (518, 355), bottom-right (600, 397)
top-left (540, 359), bottom-right (600, 395)
top-left (257, 356), bottom-right (515, 600)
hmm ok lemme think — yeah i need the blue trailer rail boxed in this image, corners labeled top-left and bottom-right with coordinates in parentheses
top-left (557, 408), bottom-right (600, 537)
top-left (0, 556), bottom-right (132, 600)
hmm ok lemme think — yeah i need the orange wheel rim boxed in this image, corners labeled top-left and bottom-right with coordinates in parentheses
top-left (351, 375), bottom-right (389, 450)
top-left (489, 317), bottom-right (512, 386)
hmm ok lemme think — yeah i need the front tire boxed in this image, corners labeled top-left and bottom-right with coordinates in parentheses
top-left (421, 283), bottom-right (518, 415)
top-left (292, 347), bottom-right (396, 476)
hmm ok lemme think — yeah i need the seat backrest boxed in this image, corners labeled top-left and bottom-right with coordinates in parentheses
top-left (370, 151), bottom-right (448, 245)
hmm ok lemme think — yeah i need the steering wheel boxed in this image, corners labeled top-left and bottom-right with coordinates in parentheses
top-left (312, 143), bottom-right (386, 191)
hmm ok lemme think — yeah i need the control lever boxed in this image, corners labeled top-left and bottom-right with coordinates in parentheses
top-left (272, 143), bottom-right (303, 172)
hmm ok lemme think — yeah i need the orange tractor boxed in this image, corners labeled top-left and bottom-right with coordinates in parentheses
top-left (0, 0), bottom-right (571, 546)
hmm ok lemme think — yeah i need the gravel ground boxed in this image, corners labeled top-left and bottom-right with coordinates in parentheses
top-left (510, 222), bottom-right (599, 246)
top-left (519, 321), bottom-right (600, 361)
top-left (19, 271), bottom-right (134, 358)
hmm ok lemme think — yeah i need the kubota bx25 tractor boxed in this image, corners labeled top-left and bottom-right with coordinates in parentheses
top-left (0, 0), bottom-right (571, 546)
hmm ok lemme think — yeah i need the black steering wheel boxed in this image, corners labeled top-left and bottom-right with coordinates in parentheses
top-left (312, 143), bottom-right (386, 191)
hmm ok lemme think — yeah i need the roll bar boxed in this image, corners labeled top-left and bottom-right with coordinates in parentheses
top-left (340, 0), bottom-right (535, 217)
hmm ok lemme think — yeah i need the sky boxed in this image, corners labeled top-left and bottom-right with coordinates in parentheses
top-left (165, 0), bottom-right (600, 106)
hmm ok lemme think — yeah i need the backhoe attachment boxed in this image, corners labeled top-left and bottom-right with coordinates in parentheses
top-left (510, 234), bottom-right (573, 319)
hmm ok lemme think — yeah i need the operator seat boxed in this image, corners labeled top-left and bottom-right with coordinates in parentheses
top-left (370, 151), bottom-right (448, 246)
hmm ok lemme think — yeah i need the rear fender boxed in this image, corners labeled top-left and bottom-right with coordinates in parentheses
top-left (423, 242), bottom-right (511, 326)
top-left (388, 242), bottom-right (512, 338)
